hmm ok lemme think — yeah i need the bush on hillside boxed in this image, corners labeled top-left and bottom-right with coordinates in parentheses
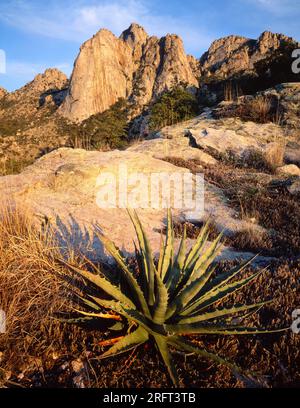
top-left (149, 86), bottom-right (199, 131)
top-left (68, 98), bottom-right (129, 150)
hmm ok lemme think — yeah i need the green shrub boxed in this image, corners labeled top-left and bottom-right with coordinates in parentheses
top-left (68, 99), bottom-right (129, 150)
top-left (149, 86), bottom-right (199, 131)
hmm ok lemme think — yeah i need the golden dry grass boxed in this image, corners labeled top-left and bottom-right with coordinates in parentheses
top-left (248, 96), bottom-right (272, 123)
top-left (264, 142), bottom-right (286, 171)
top-left (0, 203), bottom-right (75, 385)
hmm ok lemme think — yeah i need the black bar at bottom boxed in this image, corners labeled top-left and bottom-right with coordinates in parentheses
top-left (0, 388), bottom-right (298, 405)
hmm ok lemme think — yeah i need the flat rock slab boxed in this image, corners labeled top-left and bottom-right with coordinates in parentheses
top-left (161, 116), bottom-right (285, 158)
top-left (0, 148), bottom-right (268, 264)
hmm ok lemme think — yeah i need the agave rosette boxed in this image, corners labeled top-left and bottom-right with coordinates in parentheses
top-left (64, 209), bottom-right (284, 386)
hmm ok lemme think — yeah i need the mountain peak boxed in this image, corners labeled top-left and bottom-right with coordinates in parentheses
top-left (30, 68), bottom-right (68, 90)
top-left (120, 23), bottom-right (148, 47)
top-left (0, 86), bottom-right (8, 99)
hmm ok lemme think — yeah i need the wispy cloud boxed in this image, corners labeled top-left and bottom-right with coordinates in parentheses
top-left (0, 0), bottom-right (214, 53)
top-left (0, 59), bottom-right (72, 91)
top-left (245, 0), bottom-right (300, 15)
top-left (6, 61), bottom-right (71, 77)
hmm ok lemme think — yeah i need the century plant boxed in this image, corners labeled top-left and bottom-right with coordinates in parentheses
top-left (64, 209), bottom-right (283, 386)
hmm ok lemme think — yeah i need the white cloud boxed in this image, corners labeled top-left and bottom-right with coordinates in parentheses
top-left (0, 0), bottom-right (214, 54)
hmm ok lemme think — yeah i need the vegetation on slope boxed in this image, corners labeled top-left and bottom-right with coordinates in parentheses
top-left (149, 86), bottom-right (199, 131)
top-left (67, 99), bottom-right (129, 150)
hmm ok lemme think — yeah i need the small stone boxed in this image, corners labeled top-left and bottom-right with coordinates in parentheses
top-left (287, 178), bottom-right (300, 195)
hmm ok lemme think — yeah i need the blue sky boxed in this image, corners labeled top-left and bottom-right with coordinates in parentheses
top-left (0, 0), bottom-right (299, 91)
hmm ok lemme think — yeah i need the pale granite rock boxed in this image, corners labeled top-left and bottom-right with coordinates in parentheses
top-left (0, 148), bottom-right (266, 263)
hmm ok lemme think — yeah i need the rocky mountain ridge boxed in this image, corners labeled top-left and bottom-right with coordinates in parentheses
top-left (1, 24), bottom-right (298, 124)
top-left (200, 31), bottom-right (296, 78)
top-left (59, 24), bottom-right (299, 121)
top-left (0, 24), bottom-right (299, 171)
top-left (0, 87), bottom-right (7, 99)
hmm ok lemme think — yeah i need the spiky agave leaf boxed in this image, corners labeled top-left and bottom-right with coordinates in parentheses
top-left (100, 326), bottom-right (149, 359)
top-left (127, 209), bottom-right (156, 305)
top-left (155, 335), bottom-right (179, 386)
top-left (63, 210), bottom-right (286, 387)
top-left (95, 227), bottom-right (151, 317)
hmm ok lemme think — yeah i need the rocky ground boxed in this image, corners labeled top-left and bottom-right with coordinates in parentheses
top-left (2, 110), bottom-right (298, 263)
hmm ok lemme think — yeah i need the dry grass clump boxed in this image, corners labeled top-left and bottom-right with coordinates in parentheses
top-left (0, 157), bottom-right (34, 176)
top-left (0, 204), bottom-right (101, 387)
top-left (0, 204), bottom-right (63, 384)
top-left (247, 96), bottom-right (272, 124)
top-left (229, 227), bottom-right (273, 254)
top-left (215, 95), bottom-right (282, 125)
top-left (213, 145), bottom-right (285, 174)
top-left (264, 142), bottom-right (285, 171)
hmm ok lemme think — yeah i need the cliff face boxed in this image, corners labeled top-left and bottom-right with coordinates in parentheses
top-left (200, 31), bottom-right (297, 78)
top-left (59, 23), bottom-right (198, 122)
top-left (60, 25), bottom-right (298, 122)
top-left (59, 29), bottom-right (134, 122)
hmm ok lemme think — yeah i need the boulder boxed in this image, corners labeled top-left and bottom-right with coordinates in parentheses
top-left (154, 114), bottom-right (285, 160)
top-left (0, 148), bottom-right (265, 263)
top-left (277, 164), bottom-right (300, 177)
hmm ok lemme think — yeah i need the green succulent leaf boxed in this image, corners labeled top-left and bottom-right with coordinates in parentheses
top-left (127, 209), bottom-right (156, 306)
top-left (100, 326), bottom-right (149, 359)
top-left (186, 233), bottom-right (223, 286)
top-left (165, 224), bottom-right (187, 295)
top-left (77, 295), bottom-right (102, 311)
top-left (182, 269), bottom-right (264, 316)
top-left (160, 209), bottom-right (174, 280)
top-left (178, 301), bottom-right (272, 324)
top-left (190, 255), bottom-right (259, 307)
top-left (155, 335), bottom-right (179, 387)
top-left (59, 316), bottom-right (94, 324)
top-left (152, 270), bottom-right (169, 324)
top-left (169, 336), bottom-right (243, 375)
top-left (61, 260), bottom-right (135, 308)
top-left (167, 323), bottom-right (286, 335)
top-left (96, 226), bottom-right (151, 317)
